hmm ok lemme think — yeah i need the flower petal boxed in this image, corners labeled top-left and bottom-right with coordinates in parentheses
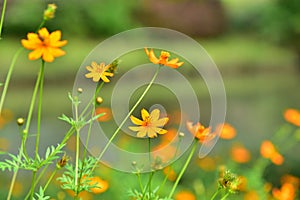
top-left (48, 47), bottom-right (66, 57)
top-left (130, 115), bottom-right (144, 125)
top-left (141, 109), bottom-right (150, 121)
top-left (38, 28), bottom-right (50, 39)
top-left (28, 48), bottom-right (43, 60)
top-left (137, 129), bottom-right (147, 138)
top-left (42, 48), bottom-right (55, 62)
top-left (128, 126), bottom-right (141, 132)
top-left (152, 117), bottom-right (169, 127)
top-left (150, 109), bottom-right (160, 122)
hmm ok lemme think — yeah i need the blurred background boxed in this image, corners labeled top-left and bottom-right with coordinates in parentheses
top-left (0, 0), bottom-right (300, 199)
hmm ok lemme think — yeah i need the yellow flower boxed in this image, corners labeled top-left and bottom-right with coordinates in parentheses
top-left (85, 62), bottom-right (114, 82)
top-left (129, 108), bottom-right (169, 138)
top-left (21, 27), bottom-right (67, 62)
top-left (144, 48), bottom-right (184, 68)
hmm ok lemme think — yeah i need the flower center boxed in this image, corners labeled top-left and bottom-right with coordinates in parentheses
top-left (160, 51), bottom-right (170, 60)
top-left (142, 117), bottom-right (151, 127)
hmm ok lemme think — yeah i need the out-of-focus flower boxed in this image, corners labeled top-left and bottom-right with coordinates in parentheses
top-left (260, 140), bottom-right (284, 165)
top-left (129, 108), bottom-right (169, 138)
top-left (272, 183), bottom-right (295, 200)
top-left (218, 166), bottom-right (240, 193)
top-left (11, 181), bottom-right (23, 198)
top-left (217, 123), bottom-right (236, 140)
top-left (43, 3), bottom-right (57, 20)
top-left (88, 176), bottom-right (109, 194)
top-left (281, 174), bottom-right (300, 188)
top-left (21, 27), bottom-right (67, 62)
top-left (0, 109), bottom-right (13, 129)
top-left (144, 48), bottom-right (184, 68)
top-left (163, 166), bottom-right (177, 181)
top-left (284, 109), bottom-right (300, 127)
top-left (85, 62), bottom-right (114, 82)
top-left (152, 144), bottom-right (176, 163)
top-left (186, 121), bottom-right (215, 143)
top-left (0, 137), bottom-right (10, 151)
top-left (244, 191), bottom-right (259, 200)
top-left (175, 190), bottom-right (196, 200)
top-left (197, 156), bottom-right (217, 171)
top-left (230, 144), bottom-right (251, 163)
top-left (95, 107), bottom-right (112, 122)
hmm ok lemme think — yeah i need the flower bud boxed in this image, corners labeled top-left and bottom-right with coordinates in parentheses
top-left (43, 4), bottom-right (57, 20)
top-left (16, 118), bottom-right (25, 126)
top-left (96, 97), bottom-right (103, 104)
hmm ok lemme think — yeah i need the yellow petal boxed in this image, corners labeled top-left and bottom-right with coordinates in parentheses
top-left (141, 109), bottom-right (150, 121)
top-left (101, 75), bottom-right (110, 83)
top-left (147, 129), bottom-right (157, 138)
top-left (50, 30), bottom-right (61, 42)
top-left (92, 74), bottom-right (101, 82)
top-left (137, 129), bottom-right (147, 138)
top-left (130, 115), bottom-right (144, 125)
top-left (144, 48), bottom-right (159, 64)
top-left (38, 28), bottom-right (50, 39)
top-left (150, 109), bottom-right (160, 122)
top-left (42, 48), bottom-right (54, 62)
top-left (49, 47), bottom-right (65, 57)
top-left (85, 72), bottom-right (94, 78)
top-left (28, 48), bottom-right (43, 60)
top-left (128, 126), bottom-right (141, 132)
top-left (152, 117), bottom-right (169, 127)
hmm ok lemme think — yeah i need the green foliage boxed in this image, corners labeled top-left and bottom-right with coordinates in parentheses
top-left (57, 156), bottom-right (99, 193)
top-left (33, 187), bottom-right (50, 200)
top-left (128, 188), bottom-right (173, 200)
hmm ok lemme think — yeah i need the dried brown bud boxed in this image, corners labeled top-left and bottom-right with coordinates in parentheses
top-left (57, 154), bottom-right (69, 169)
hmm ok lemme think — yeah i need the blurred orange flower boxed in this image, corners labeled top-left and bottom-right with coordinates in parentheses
top-left (88, 176), bottom-right (109, 194)
top-left (95, 107), bottom-right (112, 122)
top-left (175, 190), bottom-right (196, 200)
top-left (244, 190), bottom-right (259, 200)
top-left (0, 109), bottom-right (13, 129)
top-left (85, 62), bottom-right (114, 83)
top-left (186, 121), bottom-right (215, 143)
top-left (129, 108), bottom-right (169, 138)
top-left (281, 174), bottom-right (300, 188)
top-left (217, 123), bottom-right (236, 140)
top-left (230, 144), bottom-right (251, 163)
top-left (197, 156), bottom-right (217, 171)
top-left (152, 144), bottom-right (176, 163)
top-left (260, 140), bottom-right (284, 165)
top-left (272, 183), bottom-right (295, 200)
top-left (284, 109), bottom-right (300, 127)
top-left (144, 48), bottom-right (184, 68)
top-left (163, 166), bottom-right (177, 181)
top-left (21, 27), bottom-right (67, 62)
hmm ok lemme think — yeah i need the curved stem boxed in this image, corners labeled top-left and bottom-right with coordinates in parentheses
top-left (43, 168), bottom-right (58, 192)
top-left (220, 192), bottom-right (230, 200)
top-left (29, 171), bottom-right (37, 199)
top-left (0, 0), bottom-right (7, 39)
top-left (91, 66), bottom-right (161, 172)
top-left (168, 140), bottom-right (198, 199)
top-left (0, 48), bottom-right (23, 115)
top-left (74, 102), bottom-right (80, 197)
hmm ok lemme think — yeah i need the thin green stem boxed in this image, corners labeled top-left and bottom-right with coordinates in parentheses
top-left (148, 138), bottom-right (152, 199)
top-left (141, 171), bottom-right (154, 200)
top-left (29, 171), bottom-right (37, 200)
top-left (35, 61), bottom-right (45, 157)
top-left (0, 48), bottom-right (23, 115)
top-left (220, 192), bottom-right (230, 200)
top-left (43, 168), bottom-right (58, 192)
top-left (210, 189), bottom-right (221, 200)
top-left (74, 102), bottom-right (80, 197)
top-left (0, 0), bottom-right (7, 39)
top-left (168, 140), bottom-right (198, 199)
top-left (136, 173), bottom-right (144, 192)
top-left (91, 66), bottom-right (161, 172)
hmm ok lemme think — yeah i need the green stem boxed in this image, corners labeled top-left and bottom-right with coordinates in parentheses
top-left (43, 168), bottom-right (58, 192)
top-left (220, 192), bottom-right (230, 200)
top-left (74, 102), bottom-right (80, 197)
top-left (0, 0), bottom-right (7, 39)
top-left (210, 189), bottom-right (221, 200)
top-left (148, 138), bottom-right (151, 199)
top-left (141, 171), bottom-right (154, 200)
top-left (35, 61), bottom-right (45, 157)
top-left (0, 48), bottom-right (23, 115)
top-left (168, 139), bottom-right (198, 199)
top-left (29, 171), bottom-right (37, 199)
top-left (136, 173), bottom-right (144, 192)
top-left (91, 66), bottom-right (161, 172)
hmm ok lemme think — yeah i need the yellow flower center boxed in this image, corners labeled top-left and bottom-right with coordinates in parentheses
top-left (142, 116), bottom-right (151, 127)
top-left (160, 51), bottom-right (170, 60)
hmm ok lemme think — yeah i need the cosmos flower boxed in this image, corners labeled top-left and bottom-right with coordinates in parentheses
top-left (144, 48), bottom-right (184, 68)
top-left (85, 62), bottom-right (114, 82)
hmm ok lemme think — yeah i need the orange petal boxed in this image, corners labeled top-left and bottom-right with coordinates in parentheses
top-left (49, 47), bottom-right (66, 57)
top-left (28, 48), bottom-right (43, 60)
top-left (42, 48), bottom-right (54, 62)
top-left (38, 28), bottom-right (50, 39)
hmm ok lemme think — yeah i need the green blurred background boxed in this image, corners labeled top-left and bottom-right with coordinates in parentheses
top-left (0, 0), bottom-right (300, 199)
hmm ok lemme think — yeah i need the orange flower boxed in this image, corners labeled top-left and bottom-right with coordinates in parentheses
top-left (217, 123), bottom-right (236, 140)
top-left (163, 166), bottom-right (177, 181)
top-left (281, 174), bottom-right (300, 188)
top-left (129, 108), bottom-right (169, 138)
top-left (95, 107), bottom-right (112, 122)
top-left (186, 121), bottom-right (215, 143)
top-left (85, 62), bottom-right (114, 82)
top-left (21, 27), bottom-right (67, 62)
top-left (152, 144), bottom-right (177, 163)
top-left (260, 140), bottom-right (284, 165)
top-left (197, 156), bottom-right (217, 171)
top-left (175, 190), bottom-right (196, 200)
top-left (144, 48), bottom-right (184, 68)
top-left (272, 183), bottom-right (295, 200)
top-left (88, 176), bottom-right (109, 194)
top-left (284, 109), bottom-right (300, 126)
top-left (230, 144), bottom-right (251, 163)
top-left (244, 191), bottom-right (259, 200)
